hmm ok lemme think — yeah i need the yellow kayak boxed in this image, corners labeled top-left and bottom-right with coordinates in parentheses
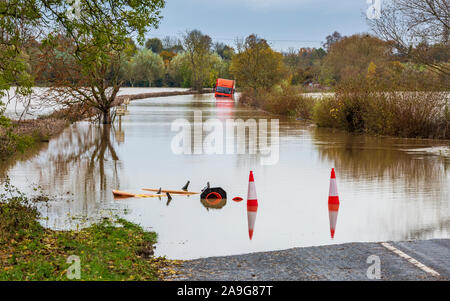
top-left (112, 190), bottom-right (165, 198)
top-left (142, 188), bottom-right (199, 195)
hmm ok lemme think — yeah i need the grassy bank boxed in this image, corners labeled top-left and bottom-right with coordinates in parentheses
top-left (0, 118), bottom-right (68, 160)
top-left (0, 182), bottom-right (176, 281)
top-left (240, 84), bottom-right (450, 140)
top-left (239, 85), bottom-right (316, 119)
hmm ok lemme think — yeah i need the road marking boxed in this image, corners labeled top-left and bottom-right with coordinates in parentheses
top-left (381, 242), bottom-right (440, 277)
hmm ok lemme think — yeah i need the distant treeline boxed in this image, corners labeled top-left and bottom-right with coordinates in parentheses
top-left (1, 0), bottom-right (448, 130)
top-left (26, 33), bottom-right (232, 89)
top-left (24, 30), bottom-right (448, 91)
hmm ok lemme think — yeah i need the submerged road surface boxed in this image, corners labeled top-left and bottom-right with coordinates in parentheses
top-left (171, 239), bottom-right (449, 280)
top-left (4, 94), bottom-right (449, 259)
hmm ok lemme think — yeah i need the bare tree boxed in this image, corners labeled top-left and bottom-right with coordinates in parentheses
top-left (162, 35), bottom-right (183, 53)
top-left (2, 0), bottom-right (165, 124)
top-left (234, 36), bottom-right (245, 54)
top-left (322, 31), bottom-right (343, 52)
top-left (369, 0), bottom-right (450, 76)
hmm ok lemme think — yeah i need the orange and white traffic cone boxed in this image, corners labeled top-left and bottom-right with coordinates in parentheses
top-left (247, 171), bottom-right (258, 240)
top-left (328, 168), bottom-right (340, 239)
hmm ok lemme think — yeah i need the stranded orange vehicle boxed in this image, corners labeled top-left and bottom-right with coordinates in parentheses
top-left (214, 78), bottom-right (235, 98)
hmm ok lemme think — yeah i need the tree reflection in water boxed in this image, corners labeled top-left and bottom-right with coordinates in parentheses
top-left (312, 127), bottom-right (450, 241)
top-left (312, 127), bottom-right (448, 188)
top-left (46, 123), bottom-right (121, 196)
top-left (4, 122), bottom-right (124, 229)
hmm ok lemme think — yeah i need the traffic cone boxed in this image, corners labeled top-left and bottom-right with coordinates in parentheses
top-left (247, 171), bottom-right (258, 240)
top-left (328, 168), bottom-right (340, 239)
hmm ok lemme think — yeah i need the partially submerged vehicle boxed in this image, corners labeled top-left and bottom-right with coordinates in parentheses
top-left (214, 78), bottom-right (235, 98)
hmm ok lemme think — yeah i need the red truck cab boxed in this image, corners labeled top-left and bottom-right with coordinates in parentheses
top-left (215, 78), bottom-right (235, 98)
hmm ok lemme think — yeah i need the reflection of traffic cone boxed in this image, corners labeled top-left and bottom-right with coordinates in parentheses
top-left (329, 203), bottom-right (339, 239)
top-left (328, 168), bottom-right (340, 239)
top-left (247, 171), bottom-right (258, 240)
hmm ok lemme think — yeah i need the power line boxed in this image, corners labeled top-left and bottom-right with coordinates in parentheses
top-left (147, 33), bottom-right (321, 43)
top-left (213, 38), bottom-right (320, 43)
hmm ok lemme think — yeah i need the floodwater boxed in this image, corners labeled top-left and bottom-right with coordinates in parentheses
top-left (2, 87), bottom-right (189, 119)
top-left (2, 94), bottom-right (450, 259)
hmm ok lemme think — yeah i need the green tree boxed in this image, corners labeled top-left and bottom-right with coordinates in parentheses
top-left (128, 49), bottom-right (165, 87)
top-left (214, 42), bottom-right (235, 61)
top-left (167, 52), bottom-right (227, 88)
top-left (145, 38), bottom-right (163, 53)
top-left (39, 0), bottom-right (165, 124)
top-left (205, 53), bottom-right (228, 87)
top-left (230, 34), bottom-right (286, 90)
top-left (167, 52), bottom-right (191, 87)
top-left (0, 0), bottom-right (37, 98)
top-left (0, 0), bottom-right (39, 151)
top-left (182, 30), bottom-right (212, 92)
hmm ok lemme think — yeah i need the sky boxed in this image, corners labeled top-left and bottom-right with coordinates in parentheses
top-left (148, 0), bottom-right (372, 51)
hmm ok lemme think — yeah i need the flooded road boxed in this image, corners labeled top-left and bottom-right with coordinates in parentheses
top-left (2, 93), bottom-right (450, 259)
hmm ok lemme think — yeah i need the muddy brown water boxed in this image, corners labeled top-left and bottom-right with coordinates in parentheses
top-left (1, 94), bottom-right (449, 259)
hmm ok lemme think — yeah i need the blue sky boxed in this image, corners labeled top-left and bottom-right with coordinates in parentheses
top-left (148, 0), bottom-right (372, 51)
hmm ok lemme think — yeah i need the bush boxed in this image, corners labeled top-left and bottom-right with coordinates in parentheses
top-left (0, 179), bottom-right (44, 242)
top-left (313, 78), bottom-right (450, 139)
top-left (239, 84), bottom-right (315, 119)
top-left (1, 118), bottom-right (67, 159)
top-left (0, 114), bottom-right (34, 157)
top-left (375, 91), bottom-right (449, 139)
top-left (240, 76), bottom-right (449, 140)
top-left (312, 96), bottom-right (340, 128)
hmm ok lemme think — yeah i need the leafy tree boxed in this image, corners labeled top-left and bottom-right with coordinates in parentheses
top-left (167, 51), bottom-right (227, 88)
top-left (0, 0), bottom-right (37, 98)
top-left (124, 38), bottom-right (138, 56)
top-left (37, 0), bottom-right (165, 124)
top-left (145, 38), bottom-right (163, 53)
top-left (230, 34), bottom-right (286, 90)
top-left (284, 48), bottom-right (301, 74)
top-left (182, 30), bottom-right (212, 92)
top-left (206, 53), bottom-right (228, 87)
top-left (0, 0), bottom-right (39, 150)
top-left (284, 47), bottom-right (327, 85)
top-left (167, 52), bottom-right (192, 87)
top-left (128, 49), bottom-right (165, 87)
top-left (160, 50), bottom-right (177, 66)
top-left (214, 42), bottom-right (235, 61)
top-left (321, 34), bottom-right (393, 84)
